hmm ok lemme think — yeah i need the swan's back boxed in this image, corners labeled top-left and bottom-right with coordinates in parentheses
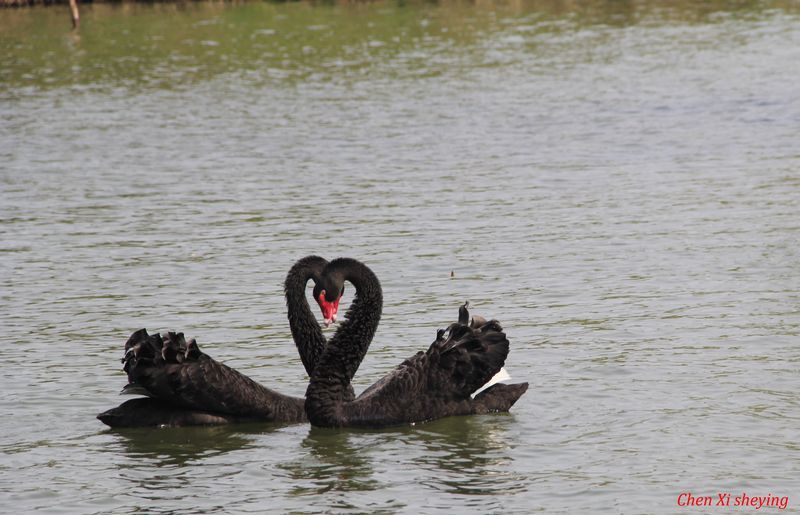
top-left (433, 321), bottom-right (509, 398)
top-left (340, 320), bottom-right (525, 427)
top-left (98, 329), bottom-right (305, 427)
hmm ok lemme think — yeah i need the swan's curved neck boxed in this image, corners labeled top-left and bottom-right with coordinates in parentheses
top-left (284, 256), bottom-right (327, 377)
top-left (305, 258), bottom-right (383, 426)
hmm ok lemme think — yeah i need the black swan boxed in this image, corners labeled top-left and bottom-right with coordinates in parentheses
top-left (305, 257), bottom-right (528, 428)
top-left (97, 255), bottom-right (338, 427)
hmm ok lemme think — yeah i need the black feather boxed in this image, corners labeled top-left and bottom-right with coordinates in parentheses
top-left (98, 256), bottom-right (340, 428)
top-left (305, 259), bottom-right (527, 428)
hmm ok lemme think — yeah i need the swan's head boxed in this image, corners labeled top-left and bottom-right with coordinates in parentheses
top-left (313, 284), bottom-right (343, 327)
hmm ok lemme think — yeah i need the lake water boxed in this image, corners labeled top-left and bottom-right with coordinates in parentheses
top-left (1, 0), bottom-right (799, 512)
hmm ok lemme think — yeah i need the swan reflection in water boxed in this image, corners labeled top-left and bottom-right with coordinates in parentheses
top-left (280, 414), bottom-right (525, 503)
top-left (280, 427), bottom-right (383, 498)
top-left (410, 414), bottom-right (529, 497)
top-left (103, 423), bottom-right (278, 467)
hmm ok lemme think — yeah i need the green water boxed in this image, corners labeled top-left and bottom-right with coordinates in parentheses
top-left (1, 0), bottom-right (799, 512)
top-left (3, 0), bottom-right (796, 92)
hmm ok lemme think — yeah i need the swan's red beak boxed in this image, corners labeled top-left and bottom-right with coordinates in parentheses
top-left (317, 291), bottom-right (342, 327)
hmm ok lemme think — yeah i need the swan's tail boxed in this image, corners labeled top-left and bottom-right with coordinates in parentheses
top-left (470, 367), bottom-right (511, 398)
top-left (472, 382), bottom-right (529, 413)
top-left (109, 328), bottom-right (306, 422)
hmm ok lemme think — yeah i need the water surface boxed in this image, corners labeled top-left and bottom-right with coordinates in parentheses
top-left (1, 0), bottom-right (799, 512)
